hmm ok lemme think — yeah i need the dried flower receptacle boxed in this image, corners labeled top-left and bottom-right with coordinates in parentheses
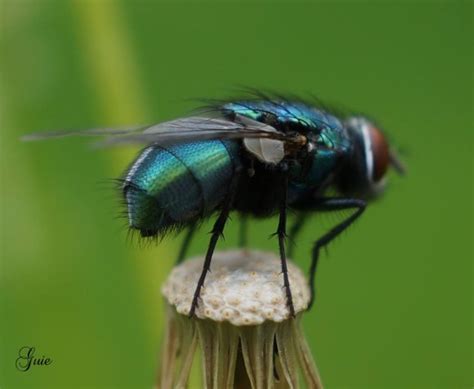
top-left (159, 250), bottom-right (323, 389)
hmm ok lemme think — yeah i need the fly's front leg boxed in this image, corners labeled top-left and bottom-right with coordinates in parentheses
top-left (308, 198), bottom-right (366, 308)
top-left (189, 170), bottom-right (240, 317)
top-left (275, 168), bottom-right (295, 317)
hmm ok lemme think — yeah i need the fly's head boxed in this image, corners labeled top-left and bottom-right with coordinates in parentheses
top-left (339, 116), bottom-right (405, 199)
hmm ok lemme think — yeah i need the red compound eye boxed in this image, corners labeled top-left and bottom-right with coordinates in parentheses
top-left (369, 126), bottom-right (389, 182)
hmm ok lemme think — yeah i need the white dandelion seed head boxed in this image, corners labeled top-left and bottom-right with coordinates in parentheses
top-left (162, 249), bottom-right (310, 326)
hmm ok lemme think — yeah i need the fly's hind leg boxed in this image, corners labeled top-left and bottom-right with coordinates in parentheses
top-left (189, 170), bottom-right (240, 318)
top-left (239, 214), bottom-right (248, 248)
top-left (176, 225), bottom-right (196, 264)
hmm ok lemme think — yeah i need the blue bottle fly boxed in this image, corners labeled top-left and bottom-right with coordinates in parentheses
top-left (24, 95), bottom-right (405, 317)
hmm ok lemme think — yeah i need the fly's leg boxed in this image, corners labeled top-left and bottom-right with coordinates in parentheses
top-left (275, 171), bottom-right (295, 317)
top-left (239, 214), bottom-right (248, 248)
top-left (189, 171), bottom-right (240, 318)
top-left (176, 225), bottom-right (196, 264)
top-left (287, 213), bottom-right (307, 259)
top-left (308, 198), bottom-right (366, 308)
top-left (189, 203), bottom-right (232, 317)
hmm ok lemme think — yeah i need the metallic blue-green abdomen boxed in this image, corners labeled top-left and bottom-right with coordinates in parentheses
top-left (123, 140), bottom-right (239, 236)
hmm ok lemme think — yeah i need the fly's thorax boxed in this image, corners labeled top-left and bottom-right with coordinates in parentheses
top-left (288, 149), bottom-right (337, 190)
top-left (285, 124), bottom-right (351, 200)
top-left (222, 100), bottom-right (343, 135)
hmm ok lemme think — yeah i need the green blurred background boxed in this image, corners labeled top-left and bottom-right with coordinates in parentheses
top-left (1, 1), bottom-right (472, 388)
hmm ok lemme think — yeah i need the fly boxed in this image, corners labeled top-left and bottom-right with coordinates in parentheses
top-left (23, 94), bottom-right (405, 317)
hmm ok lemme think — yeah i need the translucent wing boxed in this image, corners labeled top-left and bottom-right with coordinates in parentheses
top-left (22, 116), bottom-right (294, 146)
top-left (22, 115), bottom-right (308, 164)
top-left (96, 117), bottom-right (293, 147)
top-left (21, 125), bottom-right (147, 141)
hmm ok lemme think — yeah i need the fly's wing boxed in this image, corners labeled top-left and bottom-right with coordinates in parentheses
top-left (22, 116), bottom-right (289, 144)
top-left (22, 116), bottom-right (304, 163)
top-left (94, 116), bottom-right (292, 148)
top-left (22, 115), bottom-right (311, 165)
top-left (21, 125), bottom-right (147, 141)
